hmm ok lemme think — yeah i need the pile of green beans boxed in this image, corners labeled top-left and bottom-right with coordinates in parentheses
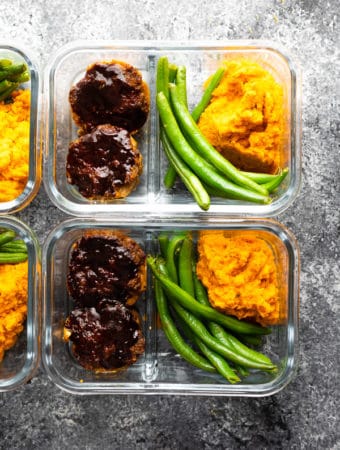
top-left (147, 233), bottom-right (277, 384)
top-left (0, 229), bottom-right (28, 264)
top-left (156, 56), bottom-right (289, 210)
top-left (0, 59), bottom-right (30, 102)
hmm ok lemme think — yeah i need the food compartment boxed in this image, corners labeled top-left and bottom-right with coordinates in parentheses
top-left (0, 216), bottom-right (40, 392)
top-left (42, 220), bottom-right (157, 393)
top-left (155, 44), bottom-right (300, 215)
top-left (42, 218), bottom-right (299, 395)
top-left (44, 41), bottom-right (300, 217)
top-left (0, 43), bottom-right (40, 214)
top-left (150, 221), bottom-right (299, 395)
top-left (44, 43), bottom-right (154, 216)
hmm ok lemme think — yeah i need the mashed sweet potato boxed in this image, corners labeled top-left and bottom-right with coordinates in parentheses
top-left (0, 261), bottom-right (28, 361)
top-left (198, 59), bottom-right (284, 174)
top-left (196, 230), bottom-right (283, 326)
top-left (0, 90), bottom-right (30, 202)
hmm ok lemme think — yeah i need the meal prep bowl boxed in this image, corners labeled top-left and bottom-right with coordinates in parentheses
top-left (43, 40), bottom-right (301, 217)
top-left (42, 217), bottom-right (299, 396)
top-left (0, 216), bottom-right (40, 392)
top-left (0, 43), bottom-right (41, 214)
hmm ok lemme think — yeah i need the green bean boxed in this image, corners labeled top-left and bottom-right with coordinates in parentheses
top-left (0, 241), bottom-right (27, 253)
top-left (191, 67), bottom-right (225, 122)
top-left (157, 56), bottom-right (178, 189)
top-left (170, 66), bottom-right (189, 191)
top-left (170, 299), bottom-right (276, 371)
top-left (0, 238), bottom-right (26, 247)
top-left (0, 230), bottom-right (16, 247)
top-left (0, 79), bottom-right (12, 94)
top-left (168, 63), bottom-right (178, 82)
top-left (262, 168), bottom-right (289, 193)
top-left (202, 181), bottom-right (264, 200)
top-left (192, 334), bottom-right (240, 383)
top-left (236, 334), bottom-right (262, 347)
top-left (163, 63), bottom-right (183, 188)
top-left (203, 172), bottom-right (286, 198)
top-left (163, 164), bottom-right (178, 189)
top-left (12, 71), bottom-right (30, 84)
top-left (174, 306), bottom-right (240, 383)
top-left (202, 183), bottom-right (232, 199)
top-left (210, 322), bottom-right (274, 366)
top-left (204, 168), bottom-right (288, 193)
top-left (175, 311), bottom-right (240, 384)
top-left (160, 128), bottom-right (210, 210)
top-left (0, 63), bottom-right (26, 81)
top-left (165, 63), bottom-right (221, 188)
top-left (0, 252), bottom-right (28, 264)
top-left (234, 364), bottom-right (250, 378)
top-left (167, 64), bottom-right (194, 190)
top-left (182, 320), bottom-right (241, 384)
top-left (192, 267), bottom-right (273, 366)
top-left (204, 171), bottom-right (287, 197)
top-left (178, 235), bottom-right (195, 297)
top-left (158, 233), bottom-right (169, 259)
top-left (192, 265), bottom-right (210, 306)
top-left (155, 279), bottom-right (216, 373)
top-left (156, 56), bottom-right (170, 100)
top-left (165, 234), bottom-right (185, 284)
top-left (240, 171), bottom-right (284, 184)
top-left (169, 83), bottom-right (269, 197)
top-left (175, 65), bottom-right (188, 107)
top-left (147, 256), bottom-right (271, 336)
top-left (157, 92), bottom-right (270, 204)
top-left (0, 59), bottom-right (12, 69)
top-left (164, 62), bottom-right (178, 186)
top-left (0, 83), bottom-right (19, 101)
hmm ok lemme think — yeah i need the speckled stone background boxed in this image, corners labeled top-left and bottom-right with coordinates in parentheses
top-left (0, 0), bottom-right (339, 449)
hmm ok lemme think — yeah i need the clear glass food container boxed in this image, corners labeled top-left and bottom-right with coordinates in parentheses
top-left (0, 216), bottom-right (41, 392)
top-left (43, 40), bottom-right (301, 217)
top-left (42, 217), bottom-right (299, 396)
top-left (0, 43), bottom-right (41, 214)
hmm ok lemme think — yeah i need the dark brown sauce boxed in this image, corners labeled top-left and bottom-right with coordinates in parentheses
top-left (64, 300), bottom-right (144, 370)
top-left (69, 61), bottom-right (149, 132)
top-left (67, 234), bottom-right (145, 307)
top-left (66, 124), bottom-right (139, 198)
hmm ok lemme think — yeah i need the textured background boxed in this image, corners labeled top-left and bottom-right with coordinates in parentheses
top-left (0, 0), bottom-right (339, 449)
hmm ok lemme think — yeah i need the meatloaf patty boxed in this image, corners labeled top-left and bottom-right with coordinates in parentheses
top-left (66, 124), bottom-right (142, 199)
top-left (69, 60), bottom-right (150, 133)
top-left (64, 299), bottom-right (145, 372)
top-left (67, 231), bottom-right (146, 307)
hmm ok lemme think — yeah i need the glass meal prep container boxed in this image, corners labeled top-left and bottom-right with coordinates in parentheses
top-left (42, 217), bottom-right (299, 396)
top-left (43, 40), bottom-right (301, 217)
top-left (0, 216), bottom-right (40, 392)
top-left (0, 43), bottom-right (41, 214)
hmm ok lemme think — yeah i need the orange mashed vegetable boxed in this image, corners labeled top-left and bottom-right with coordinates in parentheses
top-left (198, 59), bottom-right (284, 174)
top-left (0, 262), bottom-right (28, 361)
top-left (196, 230), bottom-right (283, 326)
top-left (0, 90), bottom-right (30, 202)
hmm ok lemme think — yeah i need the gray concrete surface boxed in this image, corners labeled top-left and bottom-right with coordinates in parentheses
top-left (0, 0), bottom-right (339, 448)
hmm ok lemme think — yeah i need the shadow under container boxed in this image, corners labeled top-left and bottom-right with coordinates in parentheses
top-left (42, 217), bottom-right (299, 396)
top-left (0, 216), bottom-right (41, 392)
top-left (0, 43), bottom-right (41, 214)
top-left (44, 40), bottom-right (301, 217)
